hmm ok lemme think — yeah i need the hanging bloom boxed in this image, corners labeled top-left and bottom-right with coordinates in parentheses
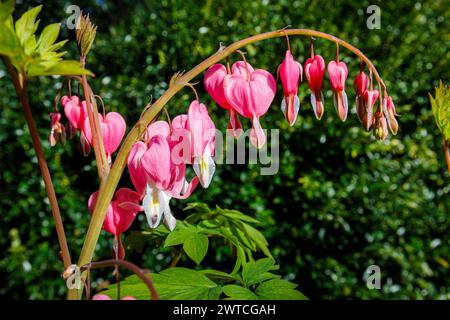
top-left (61, 95), bottom-right (87, 130)
top-left (204, 64), bottom-right (242, 138)
top-left (83, 112), bottom-right (126, 162)
top-left (49, 112), bottom-right (66, 147)
top-left (278, 50), bottom-right (303, 126)
top-left (382, 95), bottom-right (398, 135)
top-left (373, 112), bottom-right (388, 140)
top-left (327, 60), bottom-right (348, 121)
top-left (88, 188), bottom-right (142, 259)
top-left (362, 90), bottom-right (379, 131)
top-left (127, 121), bottom-right (199, 231)
top-left (172, 101), bottom-right (216, 188)
top-left (224, 61), bottom-right (276, 148)
top-left (354, 70), bottom-right (369, 124)
top-left (304, 55), bottom-right (325, 120)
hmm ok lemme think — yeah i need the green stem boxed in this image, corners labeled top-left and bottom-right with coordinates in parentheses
top-left (69, 28), bottom-right (386, 299)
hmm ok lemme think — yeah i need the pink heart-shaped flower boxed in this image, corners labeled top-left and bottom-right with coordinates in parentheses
top-left (62, 96), bottom-right (87, 130)
top-left (83, 112), bottom-right (126, 158)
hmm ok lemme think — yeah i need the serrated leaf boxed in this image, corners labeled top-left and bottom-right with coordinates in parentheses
top-left (223, 285), bottom-right (259, 300)
top-left (26, 60), bottom-right (93, 77)
top-left (183, 233), bottom-right (209, 265)
top-left (37, 23), bottom-right (60, 53)
top-left (15, 5), bottom-right (42, 45)
top-left (255, 279), bottom-right (308, 300)
top-left (102, 268), bottom-right (222, 300)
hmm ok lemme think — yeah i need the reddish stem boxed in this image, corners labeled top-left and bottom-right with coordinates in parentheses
top-left (3, 58), bottom-right (71, 269)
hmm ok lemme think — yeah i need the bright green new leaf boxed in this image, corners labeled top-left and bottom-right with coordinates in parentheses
top-left (15, 5), bottom-right (42, 45)
top-left (26, 60), bottom-right (93, 77)
top-left (430, 81), bottom-right (450, 141)
top-left (0, 0), bottom-right (14, 22)
top-left (37, 23), bottom-right (60, 53)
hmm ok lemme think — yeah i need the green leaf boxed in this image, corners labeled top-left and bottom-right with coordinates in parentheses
top-left (223, 285), bottom-right (259, 300)
top-left (37, 23), bottom-right (60, 53)
top-left (164, 222), bottom-right (196, 247)
top-left (102, 268), bottom-right (222, 300)
top-left (26, 60), bottom-right (93, 77)
top-left (183, 232), bottom-right (209, 265)
top-left (0, 0), bottom-right (14, 22)
top-left (231, 245), bottom-right (247, 274)
top-left (242, 258), bottom-right (278, 286)
top-left (255, 279), bottom-right (308, 300)
top-left (199, 269), bottom-right (238, 283)
top-left (0, 23), bottom-right (20, 57)
top-left (15, 5), bottom-right (42, 45)
top-left (243, 223), bottom-right (273, 258)
top-left (219, 209), bottom-right (261, 225)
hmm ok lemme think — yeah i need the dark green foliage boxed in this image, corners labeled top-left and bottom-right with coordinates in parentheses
top-left (0, 0), bottom-right (449, 299)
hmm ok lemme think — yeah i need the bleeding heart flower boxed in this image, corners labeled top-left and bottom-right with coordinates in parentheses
top-left (224, 61), bottom-right (276, 148)
top-left (172, 101), bottom-right (215, 188)
top-left (61, 95), bottom-right (87, 130)
top-left (304, 55), bottom-right (326, 120)
top-left (373, 111), bottom-right (388, 140)
top-left (382, 96), bottom-right (398, 135)
top-left (204, 64), bottom-right (242, 138)
top-left (83, 112), bottom-right (126, 162)
top-left (362, 90), bottom-right (379, 131)
top-left (88, 188), bottom-right (142, 259)
top-left (278, 50), bottom-right (303, 126)
top-left (354, 70), bottom-right (369, 124)
top-left (327, 60), bottom-right (349, 121)
top-left (49, 112), bottom-right (66, 147)
top-left (127, 121), bottom-right (199, 231)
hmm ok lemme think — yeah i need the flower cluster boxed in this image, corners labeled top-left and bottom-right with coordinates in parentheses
top-left (51, 35), bottom-right (398, 260)
top-left (204, 40), bottom-right (398, 146)
top-left (127, 100), bottom-right (215, 231)
top-left (50, 95), bottom-right (127, 161)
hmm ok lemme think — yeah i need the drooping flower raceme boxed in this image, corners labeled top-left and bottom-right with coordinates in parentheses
top-left (88, 188), bottom-right (142, 259)
top-left (83, 112), bottom-right (126, 163)
top-left (278, 50), bottom-right (303, 126)
top-left (204, 64), bottom-right (242, 138)
top-left (327, 60), bottom-right (349, 121)
top-left (304, 54), bottom-right (326, 120)
top-left (127, 121), bottom-right (199, 231)
top-left (172, 100), bottom-right (216, 188)
top-left (224, 61), bottom-right (276, 149)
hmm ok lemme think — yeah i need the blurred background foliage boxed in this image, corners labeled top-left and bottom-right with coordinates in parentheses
top-left (0, 0), bottom-right (449, 299)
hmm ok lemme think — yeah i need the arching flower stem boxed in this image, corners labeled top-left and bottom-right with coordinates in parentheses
top-left (69, 28), bottom-right (387, 299)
